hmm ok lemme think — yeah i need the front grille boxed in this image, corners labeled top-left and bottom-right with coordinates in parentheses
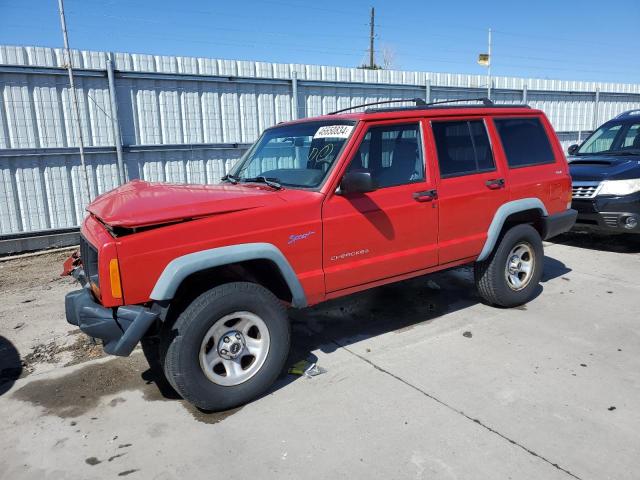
top-left (79, 235), bottom-right (99, 286)
top-left (572, 182), bottom-right (600, 199)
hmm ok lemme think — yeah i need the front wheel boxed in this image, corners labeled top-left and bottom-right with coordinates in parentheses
top-left (161, 282), bottom-right (290, 411)
top-left (474, 224), bottom-right (544, 307)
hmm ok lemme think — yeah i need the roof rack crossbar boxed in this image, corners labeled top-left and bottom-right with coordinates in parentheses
top-left (365, 97), bottom-right (497, 113)
top-left (329, 97), bottom-right (500, 115)
top-left (329, 97), bottom-right (427, 115)
top-left (421, 97), bottom-right (493, 108)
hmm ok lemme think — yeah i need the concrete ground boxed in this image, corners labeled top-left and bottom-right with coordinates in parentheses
top-left (0, 232), bottom-right (639, 480)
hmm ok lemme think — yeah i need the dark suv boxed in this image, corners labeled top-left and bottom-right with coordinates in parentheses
top-left (568, 110), bottom-right (640, 233)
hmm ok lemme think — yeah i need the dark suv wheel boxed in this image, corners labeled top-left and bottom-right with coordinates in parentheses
top-left (161, 282), bottom-right (290, 411)
top-left (474, 224), bottom-right (543, 307)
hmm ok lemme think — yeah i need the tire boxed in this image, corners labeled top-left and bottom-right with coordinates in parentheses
top-left (161, 282), bottom-right (290, 411)
top-left (474, 224), bottom-right (544, 308)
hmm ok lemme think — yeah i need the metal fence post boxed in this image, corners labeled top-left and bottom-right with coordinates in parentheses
top-left (522, 83), bottom-right (528, 104)
top-left (291, 71), bottom-right (299, 120)
top-left (58, 0), bottom-right (92, 206)
top-left (425, 78), bottom-right (431, 103)
top-left (592, 87), bottom-right (600, 130)
top-left (106, 52), bottom-right (126, 185)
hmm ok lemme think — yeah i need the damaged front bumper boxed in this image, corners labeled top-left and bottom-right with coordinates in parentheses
top-left (65, 284), bottom-right (158, 357)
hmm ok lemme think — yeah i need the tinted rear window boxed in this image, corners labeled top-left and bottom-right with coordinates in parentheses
top-left (495, 117), bottom-right (555, 168)
top-left (432, 120), bottom-right (495, 177)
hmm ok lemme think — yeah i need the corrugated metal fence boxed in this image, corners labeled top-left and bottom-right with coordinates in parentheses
top-left (2, 44), bottom-right (640, 237)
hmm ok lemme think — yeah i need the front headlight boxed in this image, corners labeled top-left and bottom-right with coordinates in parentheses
top-left (598, 178), bottom-right (640, 196)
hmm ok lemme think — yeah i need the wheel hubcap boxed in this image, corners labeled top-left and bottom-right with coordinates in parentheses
top-left (217, 330), bottom-right (245, 360)
top-left (504, 243), bottom-right (535, 291)
top-left (199, 311), bottom-right (270, 387)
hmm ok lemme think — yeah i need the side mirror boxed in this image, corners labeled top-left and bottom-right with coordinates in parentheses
top-left (339, 171), bottom-right (376, 194)
top-left (567, 144), bottom-right (579, 156)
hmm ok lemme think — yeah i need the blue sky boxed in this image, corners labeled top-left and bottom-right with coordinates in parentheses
top-left (1, 0), bottom-right (639, 83)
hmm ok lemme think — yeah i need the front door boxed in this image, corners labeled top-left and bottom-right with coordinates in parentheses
top-left (322, 120), bottom-right (439, 293)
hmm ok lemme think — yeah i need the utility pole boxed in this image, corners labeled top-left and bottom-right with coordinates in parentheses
top-left (487, 27), bottom-right (492, 100)
top-left (58, 0), bottom-right (92, 205)
top-left (368, 7), bottom-right (375, 69)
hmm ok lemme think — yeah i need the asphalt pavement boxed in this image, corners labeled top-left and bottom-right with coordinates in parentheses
top-left (1, 233), bottom-right (639, 480)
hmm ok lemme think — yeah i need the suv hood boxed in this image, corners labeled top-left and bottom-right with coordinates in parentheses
top-left (569, 155), bottom-right (640, 182)
top-left (87, 179), bottom-right (283, 228)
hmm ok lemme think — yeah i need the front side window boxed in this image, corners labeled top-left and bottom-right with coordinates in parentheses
top-left (347, 123), bottom-right (425, 189)
top-left (432, 120), bottom-right (495, 177)
top-left (494, 117), bottom-right (555, 168)
top-left (232, 120), bottom-right (356, 188)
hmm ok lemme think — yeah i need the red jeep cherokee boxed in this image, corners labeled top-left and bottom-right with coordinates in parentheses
top-left (64, 99), bottom-right (577, 410)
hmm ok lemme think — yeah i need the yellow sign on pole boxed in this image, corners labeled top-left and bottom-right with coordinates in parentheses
top-left (478, 53), bottom-right (490, 66)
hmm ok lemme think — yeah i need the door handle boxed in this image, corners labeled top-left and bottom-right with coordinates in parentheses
top-left (486, 178), bottom-right (505, 190)
top-left (413, 189), bottom-right (438, 202)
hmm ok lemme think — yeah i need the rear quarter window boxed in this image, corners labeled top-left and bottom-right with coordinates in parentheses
top-left (494, 117), bottom-right (555, 168)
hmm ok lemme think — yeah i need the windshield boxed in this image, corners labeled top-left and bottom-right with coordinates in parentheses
top-left (230, 120), bottom-right (356, 188)
top-left (578, 120), bottom-right (640, 155)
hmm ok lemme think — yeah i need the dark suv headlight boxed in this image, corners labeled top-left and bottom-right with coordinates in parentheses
top-left (598, 178), bottom-right (640, 196)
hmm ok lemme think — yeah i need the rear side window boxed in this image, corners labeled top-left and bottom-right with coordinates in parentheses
top-left (495, 117), bottom-right (555, 168)
top-left (432, 120), bottom-right (495, 178)
top-left (622, 124), bottom-right (640, 149)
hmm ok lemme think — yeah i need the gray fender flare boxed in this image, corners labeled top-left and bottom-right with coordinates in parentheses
top-left (476, 198), bottom-right (548, 262)
top-left (149, 242), bottom-right (307, 308)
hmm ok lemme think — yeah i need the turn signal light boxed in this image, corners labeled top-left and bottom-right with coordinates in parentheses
top-left (109, 258), bottom-right (123, 299)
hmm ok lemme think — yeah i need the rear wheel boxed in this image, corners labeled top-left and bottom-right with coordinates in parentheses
top-left (475, 224), bottom-right (543, 307)
top-left (161, 282), bottom-right (290, 411)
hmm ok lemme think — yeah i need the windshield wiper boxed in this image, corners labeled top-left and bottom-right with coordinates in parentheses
top-left (241, 176), bottom-right (283, 190)
top-left (221, 174), bottom-right (240, 184)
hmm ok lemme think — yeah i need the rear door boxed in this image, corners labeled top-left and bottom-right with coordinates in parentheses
top-left (428, 117), bottom-right (509, 264)
top-left (322, 119), bottom-right (439, 293)
top-left (490, 115), bottom-right (569, 214)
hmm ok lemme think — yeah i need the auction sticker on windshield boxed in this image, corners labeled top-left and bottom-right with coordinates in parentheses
top-left (314, 125), bottom-right (354, 139)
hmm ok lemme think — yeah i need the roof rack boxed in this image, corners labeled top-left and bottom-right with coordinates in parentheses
top-left (366, 97), bottom-right (494, 113)
top-left (327, 96), bottom-right (535, 115)
top-left (366, 102), bottom-right (530, 114)
top-left (328, 97), bottom-right (532, 116)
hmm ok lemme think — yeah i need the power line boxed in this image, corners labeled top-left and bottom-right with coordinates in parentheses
top-left (0, 23), bottom-right (369, 59)
top-left (2, 0), bottom-right (636, 55)
top-left (2, 3), bottom-right (638, 83)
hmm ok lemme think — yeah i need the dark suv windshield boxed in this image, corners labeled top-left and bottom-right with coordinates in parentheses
top-left (230, 120), bottom-right (356, 188)
top-left (578, 120), bottom-right (640, 155)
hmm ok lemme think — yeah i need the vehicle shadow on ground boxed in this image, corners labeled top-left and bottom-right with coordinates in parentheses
top-left (271, 254), bottom-right (571, 396)
top-left (550, 231), bottom-right (640, 254)
top-left (140, 255), bottom-right (570, 414)
top-left (0, 336), bottom-right (22, 396)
